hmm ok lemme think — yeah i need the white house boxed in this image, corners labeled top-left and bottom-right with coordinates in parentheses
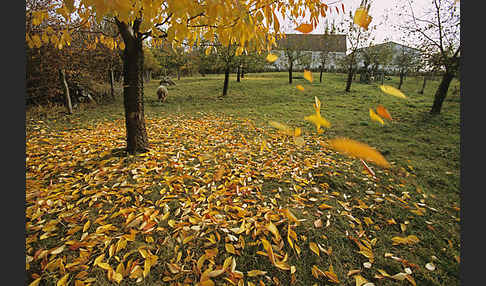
top-left (269, 34), bottom-right (347, 71)
top-left (355, 41), bottom-right (422, 73)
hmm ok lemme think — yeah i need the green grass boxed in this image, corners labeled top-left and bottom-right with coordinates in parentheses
top-left (26, 72), bottom-right (460, 285)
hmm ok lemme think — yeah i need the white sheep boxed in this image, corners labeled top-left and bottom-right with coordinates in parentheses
top-left (156, 85), bottom-right (168, 102)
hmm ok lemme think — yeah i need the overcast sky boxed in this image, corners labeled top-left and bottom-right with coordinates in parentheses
top-left (277, 0), bottom-right (458, 49)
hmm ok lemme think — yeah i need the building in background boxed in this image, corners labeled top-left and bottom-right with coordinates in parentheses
top-left (269, 34), bottom-right (347, 71)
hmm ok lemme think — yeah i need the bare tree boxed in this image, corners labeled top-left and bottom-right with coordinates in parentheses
top-left (398, 0), bottom-right (460, 114)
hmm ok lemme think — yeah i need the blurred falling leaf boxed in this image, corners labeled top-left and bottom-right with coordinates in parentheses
top-left (327, 138), bottom-right (390, 168)
top-left (369, 108), bottom-right (384, 126)
top-left (380, 85), bottom-right (407, 99)
top-left (295, 23), bottom-right (314, 33)
top-left (296, 84), bottom-right (305, 91)
top-left (303, 70), bottom-right (313, 82)
top-left (266, 53), bottom-right (278, 63)
top-left (376, 105), bottom-right (392, 121)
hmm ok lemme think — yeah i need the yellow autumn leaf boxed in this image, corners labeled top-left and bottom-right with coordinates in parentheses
top-left (113, 272), bottom-right (123, 284)
top-left (369, 108), bottom-right (384, 125)
top-left (309, 242), bottom-right (320, 256)
top-left (354, 274), bottom-right (369, 286)
top-left (247, 269), bottom-right (267, 277)
top-left (303, 70), bottom-right (313, 82)
top-left (380, 85), bottom-right (407, 99)
top-left (318, 203), bottom-right (333, 210)
top-left (296, 84), bottom-right (305, 91)
top-left (295, 23), bottom-right (314, 34)
top-left (327, 137), bottom-right (391, 168)
top-left (200, 279), bottom-right (215, 286)
top-left (225, 243), bottom-right (236, 254)
top-left (391, 235), bottom-right (420, 245)
top-left (324, 264), bottom-right (340, 283)
top-left (98, 262), bottom-right (112, 271)
top-left (83, 220), bottom-right (91, 232)
top-left (266, 53), bottom-right (278, 63)
top-left (353, 7), bottom-right (372, 30)
top-left (29, 277), bottom-right (42, 286)
top-left (57, 274), bottom-right (69, 286)
top-left (265, 222), bottom-right (281, 240)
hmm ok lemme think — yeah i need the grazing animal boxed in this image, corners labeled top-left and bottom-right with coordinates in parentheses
top-left (156, 85), bottom-right (168, 102)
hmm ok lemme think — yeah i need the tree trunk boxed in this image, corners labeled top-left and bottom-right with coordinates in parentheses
top-left (117, 20), bottom-right (149, 154)
top-left (398, 72), bottom-right (404, 90)
top-left (345, 67), bottom-right (354, 92)
top-left (320, 67), bottom-right (323, 83)
top-left (59, 69), bottom-right (73, 114)
top-left (177, 68), bottom-right (181, 80)
top-left (222, 65), bottom-right (230, 97)
top-left (430, 72), bottom-right (454, 115)
top-left (236, 65), bottom-right (241, 82)
top-left (288, 61), bottom-right (293, 84)
top-left (109, 68), bottom-right (115, 100)
top-left (241, 66), bottom-right (245, 78)
top-left (419, 75), bottom-right (427, 94)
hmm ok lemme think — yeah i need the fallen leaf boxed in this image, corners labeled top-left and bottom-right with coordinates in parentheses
top-left (296, 84), bottom-right (305, 91)
top-left (425, 262), bottom-right (436, 271)
top-left (355, 274), bottom-right (369, 286)
top-left (391, 235), bottom-right (420, 245)
top-left (309, 242), bottom-right (320, 256)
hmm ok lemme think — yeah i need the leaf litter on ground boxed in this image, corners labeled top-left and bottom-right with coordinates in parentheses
top-left (26, 113), bottom-right (449, 285)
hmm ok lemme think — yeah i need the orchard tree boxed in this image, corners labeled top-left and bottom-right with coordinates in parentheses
top-left (27, 0), bottom-right (331, 154)
top-left (397, 0), bottom-right (460, 114)
top-left (393, 47), bottom-right (420, 89)
top-left (339, 9), bottom-right (375, 92)
top-left (277, 35), bottom-right (313, 84)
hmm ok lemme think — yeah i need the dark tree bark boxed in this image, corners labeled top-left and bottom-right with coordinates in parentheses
top-left (345, 65), bottom-right (354, 92)
top-left (177, 68), bottom-right (181, 80)
top-left (116, 19), bottom-right (149, 154)
top-left (109, 68), bottom-right (115, 100)
top-left (418, 75), bottom-right (427, 94)
top-left (236, 65), bottom-right (241, 82)
top-left (398, 71), bottom-right (405, 90)
top-left (288, 61), bottom-right (293, 84)
top-left (59, 69), bottom-right (73, 114)
top-left (430, 72), bottom-right (454, 115)
top-left (319, 66), bottom-right (323, 83)
top-left (222, 64), bottom-right (230, 97)
top-left (241, 66), bottom-right (245, 78)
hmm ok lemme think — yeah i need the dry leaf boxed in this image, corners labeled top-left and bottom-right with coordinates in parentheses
top-left (309, 242), bottom-right (320, 256)
top-left (425, 262), bottom-right (436, 271)
top-left (314, 218), bottom-right (323, 228)
top-left (391, 235), bottom-right (420, 245)
top-left (354, 274), bottom-right (369, 286)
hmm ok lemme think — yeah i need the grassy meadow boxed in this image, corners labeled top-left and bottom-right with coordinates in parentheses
top-left (26, 72), bottom-right (460, 286)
